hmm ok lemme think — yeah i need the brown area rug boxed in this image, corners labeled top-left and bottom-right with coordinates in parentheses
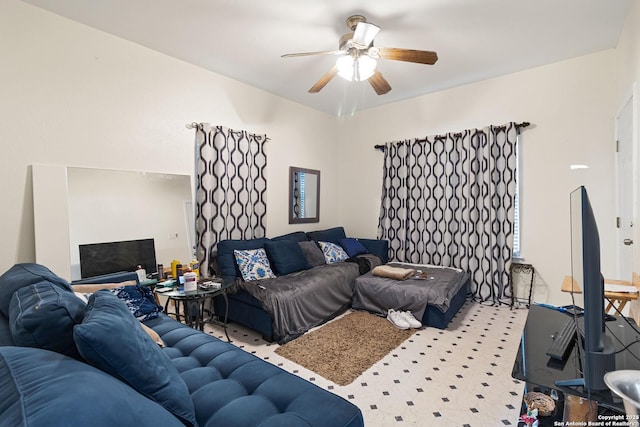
top-left (275, 311), bottom-right (416, 386)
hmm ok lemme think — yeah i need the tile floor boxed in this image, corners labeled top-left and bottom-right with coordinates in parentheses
top-left (204, 300), bottom-right (530, 427)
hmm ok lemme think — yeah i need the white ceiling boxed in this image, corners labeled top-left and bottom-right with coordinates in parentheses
top-left (24, 0), bottom-right (630, 116)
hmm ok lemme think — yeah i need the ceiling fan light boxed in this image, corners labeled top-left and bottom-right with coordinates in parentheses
top-left (336, 56), bottom-right (355, 81)
top-left (336, 55), bottom-right (377, 82)
top-left (356, 55), bottom-right (376, 80)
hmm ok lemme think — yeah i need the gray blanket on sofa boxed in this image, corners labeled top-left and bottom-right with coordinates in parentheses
top-left (352, 262), bottom-right (469, 320)
top-left (235, 254), bottom-right (381, 343)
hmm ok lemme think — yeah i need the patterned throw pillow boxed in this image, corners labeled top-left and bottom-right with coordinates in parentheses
top-left (234, 248), bottom-right (276, 281)
top-left (109, 285), bottom-right (162, 322)
top-left (318, 241), bottom-right (349, 264)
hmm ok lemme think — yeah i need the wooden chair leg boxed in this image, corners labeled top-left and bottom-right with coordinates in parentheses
top-left (605, 300), bottom-right (614, 314)
top-left (617, 300), bottom-right (628, 314)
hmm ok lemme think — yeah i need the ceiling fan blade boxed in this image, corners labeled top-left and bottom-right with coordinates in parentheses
top-left (352, 22), bottom-right (380, 48)
top-left (368, 71), bottom-right (391, 95)
top-left (308, 66), bottom-right (338, 93)
top-left (282, 50), bottom-right (344, 58)
top-left (377, 47), bottom-right (438, 65)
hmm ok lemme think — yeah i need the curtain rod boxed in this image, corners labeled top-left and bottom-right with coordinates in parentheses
top-left (373, 121), bottom-right (531, 151)
top-left (185, 123), bottom-right (271, 142)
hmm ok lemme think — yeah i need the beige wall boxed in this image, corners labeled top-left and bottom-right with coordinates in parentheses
top-left (0, 0), bottom-right (341, 275)
top-left (2, 0), bottom-right (639, 309)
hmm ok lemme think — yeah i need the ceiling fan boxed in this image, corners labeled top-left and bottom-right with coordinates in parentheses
top-left (282, 15), bottom-right (438, 95)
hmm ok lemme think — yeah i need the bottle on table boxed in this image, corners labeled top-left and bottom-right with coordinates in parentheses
top-left (136, 265), bottom-right (146, 283)
top-left (184, 269), bottom-right (197, 292)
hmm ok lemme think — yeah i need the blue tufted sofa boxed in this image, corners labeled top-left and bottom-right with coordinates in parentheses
top-left (0, 263), bottom-right (364, 427)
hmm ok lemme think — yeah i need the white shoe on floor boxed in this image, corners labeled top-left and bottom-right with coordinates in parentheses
top-left (398, 311), bottom-right (422, 329)
top-left (387, 309), bottom-right (410, 330)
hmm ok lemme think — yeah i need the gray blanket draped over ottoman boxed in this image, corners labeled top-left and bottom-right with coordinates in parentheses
top-left (352, 262), bottom-right (469, 323)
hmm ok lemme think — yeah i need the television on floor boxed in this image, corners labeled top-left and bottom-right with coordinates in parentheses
top-left (556, 186), bottom-right (615, 391)
top-left (79, 238), bottom-right (157, 279)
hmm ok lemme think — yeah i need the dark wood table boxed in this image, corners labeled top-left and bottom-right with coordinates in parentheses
top-left (157, 281), bottom-right (232, 341)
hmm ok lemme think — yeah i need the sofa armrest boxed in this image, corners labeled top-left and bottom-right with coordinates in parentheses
top-left (358, 239), bottom-right (389, 264)
top-left (72, 271), bottom-right (139, 285)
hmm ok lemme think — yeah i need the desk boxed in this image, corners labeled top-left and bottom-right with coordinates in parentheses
top-left (511, 305), bottom-right (640, 413)
top-left (561, 276), bottom-right (639, 315)
top-left (158, 282), bottom-right (232, 341)
top-left (603, 280), bottom-right (639, 315)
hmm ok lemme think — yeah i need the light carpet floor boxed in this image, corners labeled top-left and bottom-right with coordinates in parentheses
top-left (204, 300), bottom-right (529, 427)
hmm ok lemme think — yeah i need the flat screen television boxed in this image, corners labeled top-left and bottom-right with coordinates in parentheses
top-left (79, 238), bottom-right (157, 279)
top-left (556, 186), bottom-right (615, 391)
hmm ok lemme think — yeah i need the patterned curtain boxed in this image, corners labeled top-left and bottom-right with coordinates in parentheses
top-left (194, 124), bottom-right (268, 277)
top-left (378, 123), bottom-right (519, 303)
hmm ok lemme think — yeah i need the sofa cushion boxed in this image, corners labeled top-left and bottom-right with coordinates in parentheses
top-left (358, 239), bottom-right (390, 264)
top-left (216, 238), bottom-right (271, 278)
top-left (109, 284), bottom-right (162, 321)
top-left (234, 248), bottom-right (276, 281)
top-left (271, 231), bottom-right (309, 242)
top-left (340, 238), bottom-right (370, 257)
top-left (0, 311), bottom-right (12, 346)
top-left (72, 271), bottom-right (139, 285)
top-left (298, 241), bottom-right (326, 267)
top-left (0, 263), bottom-right (72, 317)
top-left (9, 282), bottom-right (85, 359)
top-left (72, 285), bottom-right (165, 347)
top-left (0, 346), bottom-right (184, 427)
top-left (74, 291), bottom-right (196, 426)
top-left (318, 241), bottom-right (349, 264)
top-left (143, 314), bottom-right (365, 427)
top-left (306, 226), bottom-right (347, 244)
top-left (264, 240), bottom-right (311, 276)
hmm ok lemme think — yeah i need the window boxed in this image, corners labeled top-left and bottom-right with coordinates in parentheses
top-left (513, 134), bottom-right (522, 259)
top-left (299, 173), bottom-right (306, 218)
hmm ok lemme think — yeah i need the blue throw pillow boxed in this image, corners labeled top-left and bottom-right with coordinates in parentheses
top-left (318, 241), bottom-right (349, 264)
top-left (306, 227), bottom-right (347, 245)
top-left (234, 248), bottom-right (276, 281)
top-left (9, 282), bottom-right (85, 359)
top-left (109, 284), bottom-right (162, 321)
top-left (73, 291), bottom-right (196, 427)
top-left (264, 240), bottom-right (311, 276)
top-left (0, 346), bottom-right (184, 427)
top-left (339, 238), bottom-right (370, 258)
top-left (0, 263), bottom-right (72, 317)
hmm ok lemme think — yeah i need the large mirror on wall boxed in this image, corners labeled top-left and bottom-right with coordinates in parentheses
top-left (289, 166), bottom-right (320, 224)
top-left (32, 165), bottom-right (194, 281)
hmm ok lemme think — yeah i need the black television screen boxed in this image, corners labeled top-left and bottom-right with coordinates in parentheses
top-left (79, 238), bottom-right (157, 279)
top-left (556, 186), bottom-right (615, 391)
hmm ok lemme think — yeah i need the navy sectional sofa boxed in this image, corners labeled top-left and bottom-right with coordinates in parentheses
top-left (213, 227), bottom-right (388, 342)
top-left (0, 263), bottom-right (364, 427)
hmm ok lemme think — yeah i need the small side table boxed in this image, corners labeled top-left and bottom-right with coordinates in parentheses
top-left (561, 276), bottom-right (639, 315)
top-left (509, 262), bottom-right (535, 309)
top-left (157, 282), bottom-right (232, 342)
